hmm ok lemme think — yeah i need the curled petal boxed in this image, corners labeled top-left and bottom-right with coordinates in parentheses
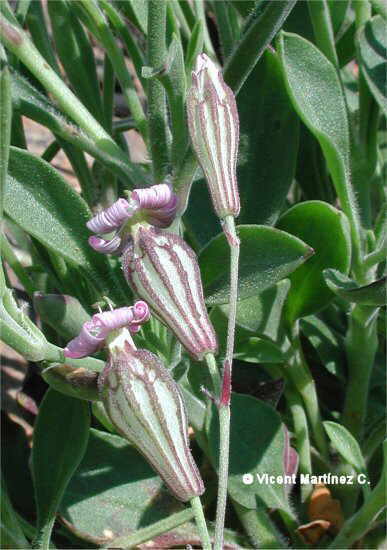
top-left (132, 184), bottom-right (178, 228)
top-left (132, 300), bottom-right (151, 324)
top-left (64, 321), bottom-right (104, 358)
top-left (87, 198), bottom-right (133, 234)
top-left (92, 307), bottom-right (135, 338)
top-left (88, 235), bottom-right (123, 255)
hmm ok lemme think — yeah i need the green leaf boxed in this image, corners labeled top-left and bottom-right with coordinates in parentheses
top-left (1, 475), bottom-right (29, 549)
top-left (358, 15), bottom-right (387, 116)
top-left (323, 421), bottom-right (367, 473)
top-left (185, 20), bottom-right (204, 73)
top-left (32, 389), bottom-right (90, 547)
top-left (301, 315), bottom-right (346, 380)
top-left (234, 336), bottom-right (285, 364)
top-left (59, 428), bottom-right (184, 541)
top-left (277, 201), bottom-right (351, 322)
top-left (207, 394), bottom-right (291, 511)
top-left (225, 0), bottom-right (298, 94)
top-left (47, 0), bottom-right (103, 121)
top-left (328, 0), bottom-right (349, 35)
top-left (237, 49), bottom-right (299, 226)
top-left (33, 293), bottom-right (90, 341)
top-left (199, 224), bottom-right (313, 305)
top-left (278, 32), bottom-right (361, 263)
top-left (115, 0), bottom-right (148, 34)
top-left (221, 279), bottom-right (291, 342)
top-left (323, 269), bottom-right (386, 306)
top-left (4, 147), bottom-right (125, 301)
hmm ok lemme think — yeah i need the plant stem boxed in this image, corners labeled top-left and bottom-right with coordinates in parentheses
top-left (107, 508), bottom-right (195, 548)
top-left (287, 322), bottom-right (329, 461)
top-left (342, 305), bottom-right (378, 440)
top-left (190, 496), bottom-right (212, 550)
top-left (284, 387), bottom-right (313, 502)
top-left (0, 63), bottom-right (11, 222)
top-left (205, 352), bottom-right (221, 395)
top-left (233, 501), bottom-right (286, 549)
top-left (32, 516), bottom-right (55, 550)
top-left (147, 0), bottom-right (170, 182)
top-left (0, 15), bottom-right (137, 181)
top-left (308, 0), bottom-right (339, 68)
top-left (1, 233), bottom-right (36, 295)
top-left (79, 0), bottom-right (147, 139)
top-left (214, 216), bottom-right (240, 550)
top-left (363, 242), bottom-right (386, 269)
top-left (328, 469), bottom-right (385, 548)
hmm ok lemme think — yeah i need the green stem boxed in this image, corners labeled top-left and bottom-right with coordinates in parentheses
top-left (32, 516), bottom-right (55, 550)
top-left (190, 496), bottom-right (212, 550)
top-left (99, 0), bottom-right (146, 87)
top-left (1, 233), bottom-right (36, 295)
top-left (0, 15), bottom-right (136, 180)
top-left (328, 471), bottom-right (385, 548)
top-left (102, 54), bottom-right (114, 135)
top-left (42, 140), bottom-right (60, 162)
top-left (233, 502), bottom-right (286, 549)
top-left (308, 0), bottom-right (339, 68)
top-left (342, 305), bottom-right (378, 440)
top-left (194, 0), bottom-right (215, 57)
top-left (0, 63), bottom-right (11, 222)
top-left (363, 242), bottom-right (386, 269)
top-left (147, 0), bottom-right (170, 182)
top-left (287, 323), bottom-right (329, 461)
top-left (284, 387), bottom-right (312, 502)
top-left (214, 216), bottom-right (240, 550)
top-left (205, 352), bottom-right (221, 395)
top-left (107, 508), bottom-right (195, 548)
top-left (214, 404), bottom-right (231, 550)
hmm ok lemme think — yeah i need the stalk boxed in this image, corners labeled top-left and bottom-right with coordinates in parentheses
top-left (342, 305), bottom-right (379, 440)
top-left (328, 469), bottom-right (385, 548)
top-left (214, 215), bottom-right (240, 550)
top-left (190, 496), bottom-right (212, 550)
top-left (286, 322), bottom-right (329, 461)
top-left (0, 14), bottom-right (138, 182)
top-left (78, 0), bottom-right (147, 139)
top-left (147, 0), bottom-right (170, 182)
top-left (106, 508), bottom-right (195, 548)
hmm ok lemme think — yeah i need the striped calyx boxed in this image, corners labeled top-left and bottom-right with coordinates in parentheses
top-left (122, 226), bottom-right (218, 360)
top-left (99, 342), bottom-right (205, 502)
top-left (187, 53), bottom-right (240, 219)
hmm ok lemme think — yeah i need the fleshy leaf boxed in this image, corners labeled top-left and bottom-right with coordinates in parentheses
top-left (199, 225), bottom-right (313, 305)
top-left (323, 269), bottom-right (386, 306)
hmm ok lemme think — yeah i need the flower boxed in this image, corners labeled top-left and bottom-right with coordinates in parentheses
top-left (63, 301), bottom-right (150, 358)
top-left (87, 183), bottom-right (178, 254)
top-left (99, 337), bottom-right (205, 502)
top-left (187, 53), bottom-right (240, 219)
top-left (122, 225), bottom-right (218, 360)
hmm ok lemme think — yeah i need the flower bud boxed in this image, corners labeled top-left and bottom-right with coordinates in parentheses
top-left (122, 226), bottom-right (218, 360)
top-left (187, 53), bottom-right (240, 219)
top-left (99, 340), bottom-right (204, 502)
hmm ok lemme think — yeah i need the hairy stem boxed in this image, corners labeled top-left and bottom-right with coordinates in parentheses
top-left (214, 216), bottom-right (240, 550)
top-left (342, 305), bottom-right (378, 440)
top-left (147, 0), bottom-right (170, 182)
top-left (287, 322), bottom-right (329, 461)
top-left (190, 496), bottom-right (212, 550)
